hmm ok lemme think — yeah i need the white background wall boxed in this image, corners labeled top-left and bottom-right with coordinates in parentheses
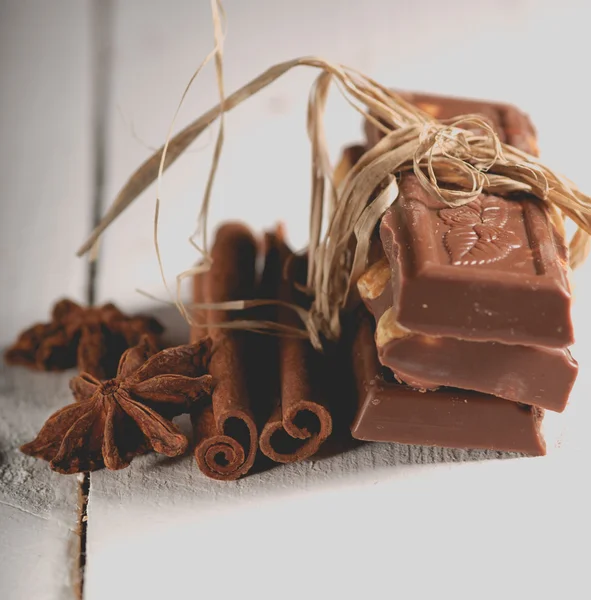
top-left (94, 0), bottom-right (591, 313)
top-left (2, 0), bottom-right (590, 334)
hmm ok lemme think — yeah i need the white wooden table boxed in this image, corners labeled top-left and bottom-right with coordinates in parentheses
top-left (2, 1), bottom-right (590, 599)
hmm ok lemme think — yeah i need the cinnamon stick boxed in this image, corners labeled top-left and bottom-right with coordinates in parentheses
top-left (258, 230), bottom-right (332, 463)
top-left (190, 223), bottom-right (258, 480)
top-left (254, 144), bottom-right (360, 461)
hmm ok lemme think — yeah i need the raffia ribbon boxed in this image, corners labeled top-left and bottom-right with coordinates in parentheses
top-left (77, 5), bottom-right (591, 349)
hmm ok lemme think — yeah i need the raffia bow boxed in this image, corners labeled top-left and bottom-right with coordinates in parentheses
top-left (77, 4), bottom-right (591, 349)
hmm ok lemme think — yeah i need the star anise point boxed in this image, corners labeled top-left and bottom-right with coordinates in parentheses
top-left (21, 336), bottom-right (214, 474)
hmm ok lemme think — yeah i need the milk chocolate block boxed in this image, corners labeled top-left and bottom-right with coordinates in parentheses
top-left (365, 91), bottom-right (538, 155)
top-left (351, 316), bottom-right (546, 456)
top-left (357, 259), bottom-right (578, 412)
top-left (380, 175), bottom-right (573, 347)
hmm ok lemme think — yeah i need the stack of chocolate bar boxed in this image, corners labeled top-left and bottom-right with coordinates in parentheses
top-left (350, 93), bottom-right (578, 456)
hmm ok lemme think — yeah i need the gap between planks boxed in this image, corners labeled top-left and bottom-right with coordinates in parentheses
top-left (76, 1), bottom-right (115, 598)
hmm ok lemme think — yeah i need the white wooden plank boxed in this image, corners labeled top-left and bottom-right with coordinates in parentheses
top-left (87, 2), bottom-right (591, 599)
top-left (0, 2), bottom-right (95, 599)
top-left (85, 425), bottom-right (590, 600)
top-left (0, 0), bottom-right (94, 345)
top-left (0, 364), bottom-right (82, 600)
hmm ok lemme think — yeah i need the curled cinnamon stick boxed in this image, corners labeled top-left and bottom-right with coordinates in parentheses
top-left (258, 230), bottom-right (332, 463)
top-left (191, 223), bottom-right (258, 480)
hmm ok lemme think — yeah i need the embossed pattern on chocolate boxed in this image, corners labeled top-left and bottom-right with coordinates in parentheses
top-left (440, 196), bottom-right (521, 266)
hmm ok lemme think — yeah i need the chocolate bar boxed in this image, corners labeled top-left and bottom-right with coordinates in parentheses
top-left (379, 174), bottom-right (573, 347)
top-left (351, 314), bottom-right (546, 456)
top-left (357, 258), bottom-right (578, 411)
top-left (365, 91), bottom-right (539, 155)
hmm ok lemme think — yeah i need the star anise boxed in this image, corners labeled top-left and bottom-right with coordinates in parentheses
top-left (5, 298), bottom-right (164, 379)
top-left (20, 336), bottom-right (213, 474)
